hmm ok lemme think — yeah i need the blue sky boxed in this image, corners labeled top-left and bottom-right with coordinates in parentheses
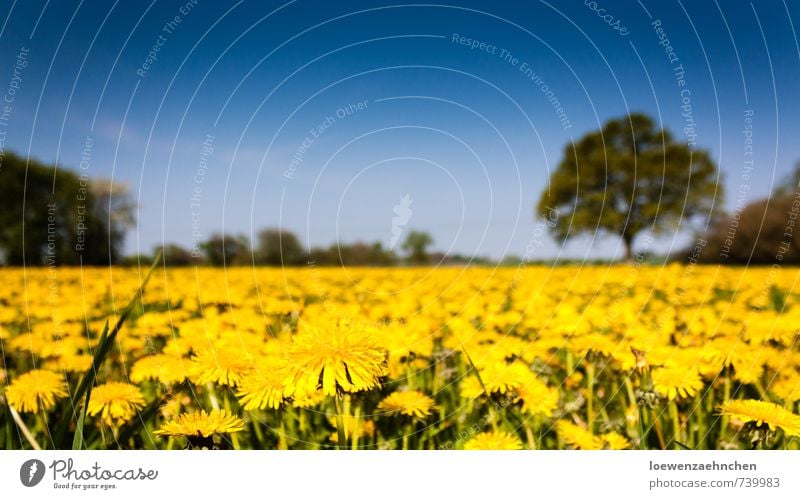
top-left (1, 0), bottom-right (798, 260)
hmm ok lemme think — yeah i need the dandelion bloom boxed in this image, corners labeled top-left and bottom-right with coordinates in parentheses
top-left (131, 354), bottom-right (188, 385)
top-left (154, 409), bottom-right (244, 438)
top-left (283, 322), bottom-right (387, 396)
top-left (87, 382), bottom-right (146, 425)
top-left (556, 421), bottom-right (603, 450)
top-left (601, 432), bottom-right (631, 450)
top-left (651, 367), bottom-right (704, 400)
top-left (464, 430), bottom-right (523, 450)
top-left (188, 347), bottom-right (255, 387)
top-left (460, 361), bottom-right (533, 399)
top-left (237, 368), bottom-right (285, 410)
top-left (291, 390), bottom-right (326, 408)
top-left (45, 353), bottom-right (93, 374)
top-left (769, 376), bottom-right (800, 403)
top-left (4, 369), bottom-right (68, 413)
top-left (731, 359), bottom-right (764, 385)
top-left (720, 399), bottom-right (800, 436)
top-left (378, 390), bottom-right (435, 418)
top-left (517, 378), bottom-right (559, 417)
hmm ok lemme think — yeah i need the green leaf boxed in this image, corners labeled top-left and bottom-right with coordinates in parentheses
top-left (115, 395), bottom-right (163, 449)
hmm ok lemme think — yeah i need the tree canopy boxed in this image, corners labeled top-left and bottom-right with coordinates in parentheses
top-left (694, 162), bottom-right (800, 264)
top-left (537, 113), bottom-right (721, 259)
top-left (402, 230), bottom-right (434, 264)
top-left (254, 228), bottom-right (306, 266)
top-left (0, 151), bottom-right (134, 265)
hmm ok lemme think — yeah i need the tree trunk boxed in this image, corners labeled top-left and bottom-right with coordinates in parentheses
top-left (622, 233), bottom-right (634, 262)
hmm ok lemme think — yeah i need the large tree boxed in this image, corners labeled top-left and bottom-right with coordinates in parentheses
top-left (0, 151), bottom-right (134, 265)
top-left (696, 194), bottom-right (800, 264)
top-left (537, 113), bottom-right (721, 260)
top-left (254, 228), bottom-right (306, 266)
top-left (85, 179), bottom-right (136, 264)
top-left (201, 232), bottom-right (250, 266)
top-left (402, 230), bottom-right (433, 264)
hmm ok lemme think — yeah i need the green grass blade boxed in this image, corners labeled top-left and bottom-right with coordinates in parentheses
top-left (56, 250), bottom-right (162, 449)
top-left (116, 396), bottom-right (163, 449)
top-left (673, 440), bottom-right (691, 450)
top-left (2, 400), bottom-right (15, 449)
top-left (71, 361), bottom-right (98, 450)
top-left (461, 346), bottom-right (490, 397)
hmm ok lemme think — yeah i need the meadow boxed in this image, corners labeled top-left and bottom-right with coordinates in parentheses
top-left (2, 263), bottom-right (799, 450)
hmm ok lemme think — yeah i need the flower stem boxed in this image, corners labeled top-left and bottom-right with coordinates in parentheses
top-left (351, 404), bottom-right (361, 450)
top-left (334, 396), bottom-right (346, 450)
top-left (251, 416), bottom-right (265, 446)
top-left (638, 405), bottom-right (647, 449)
top-left (586, 360), bottom-right (595, 432)
top-left (669, 400), bottom-right (681, 449)
top-left (9, 407), bottom-right (41, 450)
top-left (525, 424), bottom-right (536, 450)
top-left (720, 373), bottom-right (731, 442)
top-left (278, 410), bottom-right (288, 450)
top-left (206, 382), bottom-right (220, 410)
top-left (222, 390), bottom-right (240, 450)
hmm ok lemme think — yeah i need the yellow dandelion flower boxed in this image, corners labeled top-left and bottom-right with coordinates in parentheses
top-left (459, 376), bottom-right (486, 400)
top-left (237, 368), bottom-right (285, 410)
top-left (46, 353), bottom-right (93, 373)
top-left (556, 421), bottom-right (603, 450)
top-left (601, 432), bottom-right (631, 449)
top-left (87, 382), bottom-right (146, 425)
top-left (517, 378), bottom-right (559, 417)
top-left (460, 361), bottom-right (533, 399)
top-left (720, 399), bottom-right (800, 436)
top-left (291, 390), bottom-right (326, 408)
top-left (464, 430), bottom-right (523, 450)
top-left (651, 367), bottom-right (704, 400)
top-left (8, 331), bottom-right (50, 357)
top-left (564, 371), bottom-right (584, 390)
top-left (188, 347), bottom-right (255, 387)
top-left (159, 393), bottom-right (188, 420)
top-left (283, 322), bottom-right (387, 396)
top-left (378, 390), bottom-right (435, 418)
top-left (769, 376), bottom-right (800, 403)
top-left (569, 333), bottom-right (617, 357)
top-left (4, 369), bottom-right (68, 413)
top-left (731, 359), bottom-right (763, 385)
top-left (154, 409), bottom-right (244, 438)
top-left (131, 354), bottom-right (188, 385)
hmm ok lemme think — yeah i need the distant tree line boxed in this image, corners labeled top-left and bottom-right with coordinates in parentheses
top-left (0, 150), bottom-right (460, 268)
top-left (131, 228), bottom-right (451, 267)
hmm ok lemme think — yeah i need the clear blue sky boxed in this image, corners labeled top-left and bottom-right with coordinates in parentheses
top-left (1, 0), bottom-right (798, 260)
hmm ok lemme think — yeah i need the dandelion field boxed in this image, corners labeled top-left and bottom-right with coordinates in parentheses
top-left (2, 263), bottom-right (800, 450)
